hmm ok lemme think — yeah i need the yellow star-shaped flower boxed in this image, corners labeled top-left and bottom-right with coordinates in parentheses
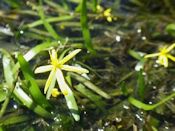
top-left (34, 49), bottom-right (89, 98)
top-left (144, 43), bottom-right (175, 67)
top-left (34, 48), bottom-right (89, 121)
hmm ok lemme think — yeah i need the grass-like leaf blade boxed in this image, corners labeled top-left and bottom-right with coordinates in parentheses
top-left (17, 54), bottom-right (52, 109)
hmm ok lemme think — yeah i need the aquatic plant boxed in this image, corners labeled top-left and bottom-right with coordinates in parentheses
top-left (34, 48), bottom-right (89, 121)
top-left (144, 43), bottom-right (175, 67)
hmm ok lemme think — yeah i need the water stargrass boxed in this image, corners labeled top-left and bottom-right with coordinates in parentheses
top-left (0, 49), bottom-right (52, 118)
top-left (69, 72), bottom-right (111, 99)
top-left (34, 48), bottom-right (89, 121)
top-left (128, 91), bottom-right (175, 110)
top-left (13, 83), bottom-right (52, 118)
top-left (136, 69), bottom-right (145, 100)
top-left (75, 84), bottom-right (106, 108)
top-left (17, 54), bottom-right (52, 109)
top-left (80, 0), bottom-right (95, 53)
top-left (92, 0), bottom-right (98, 12)
top-left (26, 15), bottom-right (74, 28)
top-left (38, 0), bottom-right (61, 41)
top-left (0, 49), bottom-right (16, 118)
top-left (0, 114), bottom-right (30, 126)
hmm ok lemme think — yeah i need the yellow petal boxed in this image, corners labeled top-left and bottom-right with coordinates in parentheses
top-left (166, 43), bottom-right (175, 52)
top-left (58, 49), bottom-right (81, 65)
top-left (44, 68), bottom-right (56, 94)
top-left (61, 65), bottom-right (89, 74)
top-left (104, 8), bottom-right (111, 17)
top-left (34, 65), bottom-right (52, 74)
top-left (167, 54), bottom-right (175, 62)
top-left (144, 53), bottom-right (160, 58)
top-left (107, 17), bottom-right (112, 22)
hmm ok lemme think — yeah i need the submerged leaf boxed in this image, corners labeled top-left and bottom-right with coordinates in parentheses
top-left (80, 0), bottom-right (95, 53)
top-left (0, 88), bottom-right (7, 102)
top-left (75, 84), bottom-right (106, 108)
top-left (13, 83), bottom-right (52, 118)
top-left (69, 72), bottom-right (111, 99)
top-left (17, 54), bottom-right (52, 109)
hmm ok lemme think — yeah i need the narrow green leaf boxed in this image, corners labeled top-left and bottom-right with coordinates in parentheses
top-left (75, 84), bottom-right (106, 107)
top-left (137, 69), bottom-right (145, 100)
top-left (0, 114), bottom-right (29, 126)
top-left (26, 16), bottom-right (74, 28)
top-left (69, 72), bottom-right (111, 99)
top-left (80, 0), bottom-right (95, 53)
top-left (17, 54), bottom-right (52, 109)
top-left (0, 49), bottom-right (16, 117)
top-left (128, 91), bottom-right (175, 110)
top-left (0, 49), bottom-right (51, 118)
top-left (13, 84), bottom-right (52, 118)
top-left (128, 49), bottom-right (143, 61)
top-left (92, 0), bottom-right (97, 12)
top-left (38, 0), bottom-right (61, 40)
top-left (0, 88), bottom-right (7, 102)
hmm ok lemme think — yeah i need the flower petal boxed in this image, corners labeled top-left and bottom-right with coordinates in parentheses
top-left (167, 54), bottom-right (175, 62)
top-left (49, 49), bottom-right (58, 61)
top-left (56, 69), bottom-right (80, 121)
top-left (163, 56), bottom-right (168, 67)
top-left (61, 65), bottom-right (89, 74)
top-left (46, 74), bottom-right (57, 99)
top-left (34, 65), bottom-right (52, 74)
top-left (55, 69), bottom-right (71, 95)
top-left (166, 43), bottom-right (175, 52)
top-left (58, 49), bottom-right (81, 65)
top-left (144, 53), bottom-right (160, 58)
top-left (157, 56), bottom-right (168, 67)
top-left (44, 68), bottom-right (56, 94)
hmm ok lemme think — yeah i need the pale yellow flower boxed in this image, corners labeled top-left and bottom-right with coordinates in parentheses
top-left (144, 43), bottom-right (175, 67)
top-left (34, 49), bottom-right (89, 98)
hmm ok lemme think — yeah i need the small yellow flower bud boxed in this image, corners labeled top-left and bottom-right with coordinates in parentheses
top-left (51, 88), bottom-right (60, 97)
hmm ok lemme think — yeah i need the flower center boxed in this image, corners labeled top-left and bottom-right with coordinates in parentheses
top-left (160, 48), bottom-right (168, 55)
